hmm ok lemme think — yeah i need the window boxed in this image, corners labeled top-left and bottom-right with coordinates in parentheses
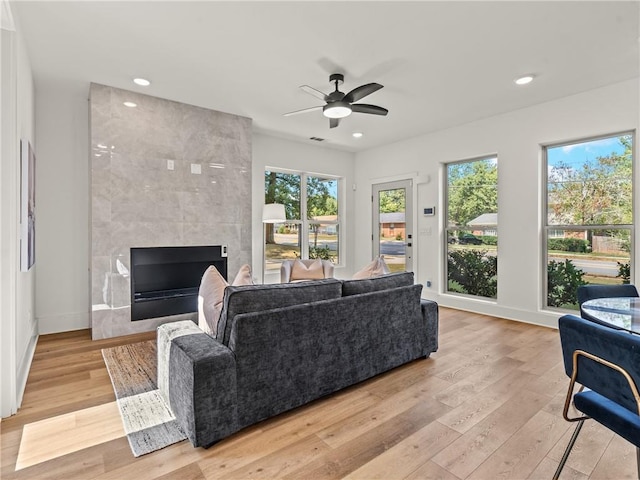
top-left (445, 156), bottom-right (498, 299)
top-left (544, 133), bottom-right (633, 310)
top-left (265, 170), bottom-right (340, 275)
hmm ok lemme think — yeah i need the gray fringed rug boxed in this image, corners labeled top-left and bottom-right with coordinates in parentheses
top-left (102, 341), bottom-right (187, 457)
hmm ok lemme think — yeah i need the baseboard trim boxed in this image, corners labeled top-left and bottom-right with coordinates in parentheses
top-left (435, 295), bottom-right (560, 330)
top-left (15, 327), bottom-right (37, 409)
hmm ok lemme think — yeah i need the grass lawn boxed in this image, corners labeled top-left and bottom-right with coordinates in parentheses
top-left (388, 263), bottom-right (405, 273)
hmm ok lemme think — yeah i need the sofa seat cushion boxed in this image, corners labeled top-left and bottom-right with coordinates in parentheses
top-left (342, 271), bottom-right (414, 296)
top-left (217, 278), bottom-right (343, 346)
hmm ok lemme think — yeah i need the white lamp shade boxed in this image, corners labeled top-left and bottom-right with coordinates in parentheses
top-left (262, 203), bottom-right (286, 223)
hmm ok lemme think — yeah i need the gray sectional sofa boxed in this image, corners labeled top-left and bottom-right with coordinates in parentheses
top-left (157, 272), bottom-right (438, 448)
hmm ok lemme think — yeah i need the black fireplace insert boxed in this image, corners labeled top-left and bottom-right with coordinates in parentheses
top-left (130, 245), bottom-right (228, 321)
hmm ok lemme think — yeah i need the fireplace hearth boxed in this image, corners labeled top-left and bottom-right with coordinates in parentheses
top-left (130, 245), bottom-right (228, 321)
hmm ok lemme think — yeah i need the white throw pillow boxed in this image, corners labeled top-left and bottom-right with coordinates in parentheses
top-left (290, 259), bottom-right (324, 281)
top-left (198, 266), bottom-right (228, 337)
top-left (232, 264), bottom-right (254, 286)
top-left (352, 256), bottom-right (391, 279)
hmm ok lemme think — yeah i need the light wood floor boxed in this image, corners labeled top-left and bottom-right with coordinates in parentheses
top-left (1, 307), bottom-right (637, 479)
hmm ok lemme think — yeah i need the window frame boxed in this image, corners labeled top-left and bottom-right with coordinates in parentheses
top-left (542, 130), bottom-right (635, 311)
top-left (264, 168), bottom-right (343, 268)
top-left (443, 154), bottom-right (499, 300)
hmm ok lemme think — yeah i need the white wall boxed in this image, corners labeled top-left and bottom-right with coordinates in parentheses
top-left (0, 6), bottom-right (37, 417)
top-left (35, 80), bottom-right (89, 334)
top-left (354, 79), bottom-right (639, 329)
top-left (23, 73), bottom-right (640, 338)
top-left (251, 133), bottom-right (356, 283)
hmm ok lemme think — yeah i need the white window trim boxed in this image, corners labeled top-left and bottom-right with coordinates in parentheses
top-left (542, 131), bottom-right (635, 311)
top-left (443, 154), bottom-right (499, 300)
top-left (265, 168), bottom-right (343, 266)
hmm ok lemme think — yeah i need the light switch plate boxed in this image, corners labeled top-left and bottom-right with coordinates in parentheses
top-left (191, 163), bottom-right (202, 175)
top-left (167, 160), bottom-right (174, 170)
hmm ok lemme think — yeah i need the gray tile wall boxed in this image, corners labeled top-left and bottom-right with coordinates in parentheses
top-left (89, 84), bottom-right (252, 339)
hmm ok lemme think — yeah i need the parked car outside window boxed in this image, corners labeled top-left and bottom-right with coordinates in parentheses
top-left (458, 233), bottom-right (483, 245)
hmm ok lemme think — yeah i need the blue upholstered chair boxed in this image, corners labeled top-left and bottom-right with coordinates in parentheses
top-left (577, 284), bottom-right (639, 328)
top-left (555, 314), bottom-right (640, 479)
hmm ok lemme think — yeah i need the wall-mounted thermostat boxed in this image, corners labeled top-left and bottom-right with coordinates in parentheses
top-left (423, 207), bottom-right (436, 216)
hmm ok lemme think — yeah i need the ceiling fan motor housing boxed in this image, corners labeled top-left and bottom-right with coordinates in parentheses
top-left (329, 73), bottom-right (345, 86)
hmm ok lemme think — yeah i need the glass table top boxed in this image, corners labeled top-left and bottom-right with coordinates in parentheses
top-left (581, 297), bottom-right (640, 333)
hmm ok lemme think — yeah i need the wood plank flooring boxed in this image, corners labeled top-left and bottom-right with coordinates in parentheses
top-left (1, 307), bottom-right (636, 479)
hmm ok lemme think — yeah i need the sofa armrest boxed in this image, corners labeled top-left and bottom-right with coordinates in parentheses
top-left (420, 299), bottom-right (439, 356)
top-left (157, 321), bottom-right (238, 447)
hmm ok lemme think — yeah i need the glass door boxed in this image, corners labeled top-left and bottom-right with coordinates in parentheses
top-left (372, 180), bottom-right (413, 272)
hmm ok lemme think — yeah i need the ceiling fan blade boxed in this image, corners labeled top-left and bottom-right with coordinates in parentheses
top-left (283, 105), bottom-right (323, 117)
top-left (343, 83), bottom-right (383, 104)
top-left (300, 85), bottom-right (328, 101)
top-left (330, 118), bottom-right (340, 128)
top-left (351, 104), bottom-right (388, 116)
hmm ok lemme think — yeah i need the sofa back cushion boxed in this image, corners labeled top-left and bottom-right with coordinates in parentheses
top-left (217, 278), bottom-right (343, 346)
top-left (342, 271), bottom-right (414, 297)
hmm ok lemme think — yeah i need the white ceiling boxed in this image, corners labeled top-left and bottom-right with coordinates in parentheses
top-left (11, 1), bottom-right (640, 152)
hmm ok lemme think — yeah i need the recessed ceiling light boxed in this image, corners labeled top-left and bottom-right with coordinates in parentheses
top-left (514, 75), bottom-right (535, 85)
top-left (123, 101), bottom-right (137, 108)
top-left (352, 132), bottom-right (363, 138)
top-left (133, 78), bottom-right (150, 86)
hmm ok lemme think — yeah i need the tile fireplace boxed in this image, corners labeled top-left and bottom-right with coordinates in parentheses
top-left (89, 83), bottom-right (251, 339)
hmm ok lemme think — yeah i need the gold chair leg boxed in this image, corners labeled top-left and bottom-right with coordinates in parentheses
top-left (553, 420), bottom-right (585, 480)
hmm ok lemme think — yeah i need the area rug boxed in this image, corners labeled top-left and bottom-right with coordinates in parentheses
top-left (102, 340), bottom-right (187, 456)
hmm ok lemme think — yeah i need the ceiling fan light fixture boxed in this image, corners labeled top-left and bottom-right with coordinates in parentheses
top-left (323, 101), bottom-right (352, 119)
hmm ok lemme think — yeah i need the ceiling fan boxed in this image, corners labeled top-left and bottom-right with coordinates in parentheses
top-left (284, 73), bottom-right (388, 128)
